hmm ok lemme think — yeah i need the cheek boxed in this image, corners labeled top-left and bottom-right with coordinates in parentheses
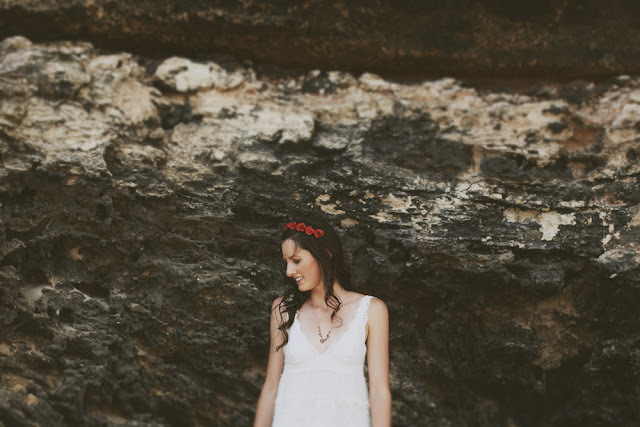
top-left (300, 259), bottom-right (314, 274)
top-left (310, 261), bottom-right (322, 277)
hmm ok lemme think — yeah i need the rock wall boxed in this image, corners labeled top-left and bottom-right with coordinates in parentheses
top-left (1, 0), bottom-right (640, 79)
top-left (0, 34), bottom-right (639, 426)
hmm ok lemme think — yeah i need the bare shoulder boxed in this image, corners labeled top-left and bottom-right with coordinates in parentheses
top-left (365, 297), bottom-right (388, 343)
top-left (271, 295), bottom-right (286, 310)
top-left (368, 297), bottom-right (389, 321)
top-left (270, 296), bottom-right (287, 322)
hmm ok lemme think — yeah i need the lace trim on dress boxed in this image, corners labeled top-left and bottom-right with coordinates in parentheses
top-left (356, 295), bottom-right (374, 330)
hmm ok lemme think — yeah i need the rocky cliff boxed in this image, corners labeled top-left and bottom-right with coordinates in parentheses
top-left (0, 14), bottom-right (639, 427)
top-left (1, 0), bottom-right (640, 79)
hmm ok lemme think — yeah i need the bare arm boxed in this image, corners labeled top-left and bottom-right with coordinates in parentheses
top-left (254, 297), bottom-right (286, 427)
top-left (367, 298), bottom-right (392, 427)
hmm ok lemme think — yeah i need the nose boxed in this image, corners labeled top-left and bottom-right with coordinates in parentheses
top-left (286, 262), bottom-right (296, 277)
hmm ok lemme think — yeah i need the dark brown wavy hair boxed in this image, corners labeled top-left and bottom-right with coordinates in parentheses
top-left (274, 214), bottom-right (354, 351)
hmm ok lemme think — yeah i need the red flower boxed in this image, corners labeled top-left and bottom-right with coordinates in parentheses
top-left (284, 220), bottom-right (324, 238)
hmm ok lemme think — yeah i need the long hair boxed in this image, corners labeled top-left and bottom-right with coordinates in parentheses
top-left (274, 214), bottom-right (353, 351)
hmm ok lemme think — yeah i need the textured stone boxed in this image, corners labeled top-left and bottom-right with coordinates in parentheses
top-left (312, 132), bottom-right (350, 152)
top-left (0, 36), bottom-right (639, 427)
top-left (2, 1), bottom-right (640, 78)
top-left (154, 57), bottom-right (245, 93)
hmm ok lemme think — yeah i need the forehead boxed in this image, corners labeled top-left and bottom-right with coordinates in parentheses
top-left (281, 239), bottom-right (306, 259)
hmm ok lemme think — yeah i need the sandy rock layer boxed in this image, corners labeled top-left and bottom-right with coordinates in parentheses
top-left (0, 36), bottom-right (639, 426)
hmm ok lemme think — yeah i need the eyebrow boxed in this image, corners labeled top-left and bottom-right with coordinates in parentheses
top-left (282, 254), bottom-right (300, 260)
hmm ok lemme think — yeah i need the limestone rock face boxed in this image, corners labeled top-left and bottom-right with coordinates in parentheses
top-left (1, 1), bottom-right (640, 78)
top-left (1, 36), bottom-right (639, 426)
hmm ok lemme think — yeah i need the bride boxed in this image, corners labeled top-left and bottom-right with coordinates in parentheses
top-left (254, 214), bottom-right (391, 427)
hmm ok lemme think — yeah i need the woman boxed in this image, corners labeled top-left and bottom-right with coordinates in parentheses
top-left (254, 215), bottom-right (391, 427)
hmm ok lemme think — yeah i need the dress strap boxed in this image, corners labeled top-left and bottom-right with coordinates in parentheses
top-left (355, 295), bottom-right (375, 328)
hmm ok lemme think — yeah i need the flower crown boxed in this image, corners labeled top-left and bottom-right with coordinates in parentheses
top-left (284, 221), bottom-right (325, 238)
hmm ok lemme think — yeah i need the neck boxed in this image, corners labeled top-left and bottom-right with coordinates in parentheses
top-left (309, 281), bottom-right (345, 310)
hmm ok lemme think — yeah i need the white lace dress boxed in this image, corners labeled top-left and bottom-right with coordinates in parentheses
top-left (272, 295), bottom-right (374, 427)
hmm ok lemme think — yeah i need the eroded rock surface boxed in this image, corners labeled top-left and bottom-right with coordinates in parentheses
top-left (0, 36), bottom-right (639, 426)
top-left (1, 1), bottom-right (640, 78)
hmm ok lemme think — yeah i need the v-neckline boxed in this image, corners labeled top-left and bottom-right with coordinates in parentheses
top-left (295, 295), bottom-right (367, 356)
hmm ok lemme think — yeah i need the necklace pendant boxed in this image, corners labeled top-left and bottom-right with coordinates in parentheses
top-left (317, 325), bottom-right (331, 343)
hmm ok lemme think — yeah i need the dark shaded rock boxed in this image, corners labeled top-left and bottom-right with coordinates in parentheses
top-left (365, 116), bottom-right (473, 176)
top-left (548, 122), bottom-right (569, 134)
top-left (0, 38), bottom-right (639, 427)
top-left (481, 156), bottom-right (522, 178)
top-left (1, 1), bottom-right (640, 79)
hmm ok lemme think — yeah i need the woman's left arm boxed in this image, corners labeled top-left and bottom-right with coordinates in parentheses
top-left (367, 298), bottom-right (392, 427)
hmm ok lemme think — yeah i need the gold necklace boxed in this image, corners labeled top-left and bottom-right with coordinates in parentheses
top-left (312, 310), bottom-right (332, 343)
top-left (310, 291), bottom-right (346, 343)
top-left (318, 325), bottom-right (331, 343)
